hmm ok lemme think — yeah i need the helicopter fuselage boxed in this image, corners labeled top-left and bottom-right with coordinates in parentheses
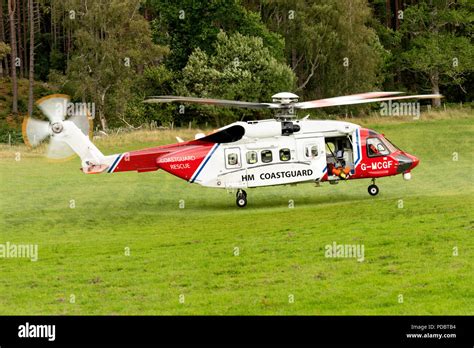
top-left (110, 119), bottom-right (419, 192)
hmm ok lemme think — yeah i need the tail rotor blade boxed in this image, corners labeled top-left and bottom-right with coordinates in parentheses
top-left (22, 117), bottom-right (51, 146)
top-left (47, 136), bottom-right (75, 160)
top-left (21, 94), bottom-right (101, 163)
top-left (36, 94), bottom-right (71, 123)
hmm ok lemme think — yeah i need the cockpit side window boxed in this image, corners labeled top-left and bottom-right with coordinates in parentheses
top-left (367, 137), bottom-right (390, 157)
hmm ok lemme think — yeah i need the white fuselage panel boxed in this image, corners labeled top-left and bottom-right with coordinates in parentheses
top-left (196, 119), bottom-right (360, 189)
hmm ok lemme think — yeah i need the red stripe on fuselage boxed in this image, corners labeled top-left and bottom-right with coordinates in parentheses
top-left (156, 142), bottom-right (215, 181)
top-left (112, 140), bottom-right (215, 181)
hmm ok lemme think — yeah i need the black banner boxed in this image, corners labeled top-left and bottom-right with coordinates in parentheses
top-left (0, 316), bottom-right (472, 346)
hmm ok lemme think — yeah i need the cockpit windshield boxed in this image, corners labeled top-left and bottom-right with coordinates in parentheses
top-left (382, 136), bottom-right (401, 153)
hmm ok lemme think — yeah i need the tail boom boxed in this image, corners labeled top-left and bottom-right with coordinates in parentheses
top-left (59, 120), bottom-right (218, 180)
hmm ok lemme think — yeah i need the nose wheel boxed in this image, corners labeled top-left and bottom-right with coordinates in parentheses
top-left (368, 179), bottom-right (379, 196)
top-left (236, 189), bottom-right (247, 208)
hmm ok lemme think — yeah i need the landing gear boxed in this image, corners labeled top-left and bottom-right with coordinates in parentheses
top-left (236, 189), bottom-right (247, 208)
top-left (368, 179), bottom-right (379, 196)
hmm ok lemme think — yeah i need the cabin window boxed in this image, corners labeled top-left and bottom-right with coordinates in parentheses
top-left (224, 148), bottom-right (241, 169)
top-left (280, 148), bottom-right (291, 161)
top-left (227, 153), bottom-right (239, 165)
top-left (261, 150), bottom-right (273, 163)
top-left (305, 145), bottom-right (319, 158)
top-left (367, 138), bottom-right (389, 157)
top-left (246, 151), bottom-right (258, 164)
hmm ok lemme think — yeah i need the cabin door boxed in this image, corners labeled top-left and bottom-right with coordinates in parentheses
top-left (301, 137), bottom-right (327, 180)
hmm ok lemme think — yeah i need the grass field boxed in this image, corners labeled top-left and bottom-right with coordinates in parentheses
top-left (0, 109), bottom-right (473, 315)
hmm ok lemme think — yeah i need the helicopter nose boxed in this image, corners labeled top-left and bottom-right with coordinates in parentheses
top-left (395, 153), bottom-right (419, 173)
top-left (411, 155), bottom-right (419, 169)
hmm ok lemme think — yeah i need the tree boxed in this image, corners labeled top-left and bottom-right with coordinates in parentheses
top-left (65, 0), bottom-right (168, 129)
top-left (8, 0), bottom-right (18, 116)
top-left (27, 0), bottom-right (34, 116)
top-left (147, 0), bottom-right (285, 71)
top-left (174, 31), bottom-right (296, 126)
top-left (261, 0), bottom-right (384, 100)
top-left (0, 0), bottom-right (10, 77)
top-left (16, 0), bottom-right (25, 79)
top-left (400, 1), bottom-right (474, 107)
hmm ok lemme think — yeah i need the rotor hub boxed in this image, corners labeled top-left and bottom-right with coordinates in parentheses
top-left (271, 92), bottom-right (299, 104)
top-left (51, 122), bottom-right (64, 134)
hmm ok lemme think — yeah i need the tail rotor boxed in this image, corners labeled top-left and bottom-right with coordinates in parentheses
top-left (22, 94), bottom-right (93, 160)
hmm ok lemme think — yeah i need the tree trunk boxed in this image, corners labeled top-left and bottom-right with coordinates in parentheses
top-left (98, 87), bottom-right (110, 130)
top-left (51, 0), bottom-right (55, 48)
top-left (15, 0), bottom-right (22, 78)
top-left (394, 0), bottom-right (400, 30)
top-left (0, 0), bottom-right (3, 77)
top-left (291, 47), bottom-right (297, 70)
top-left (0, 0), bottom-right (10, 77)
top-left (386, 0), bottom-right (391, 28)
top-left (98, 108), bottom-right (108, 130)
top-left (430, 69), bottom-right (441, 108)
top-left (8, 0), bottom-right (18, 115)
top-left (22, 0), bottom-right (28, 77)
top-left (27, 0), bottom-right (34, 116)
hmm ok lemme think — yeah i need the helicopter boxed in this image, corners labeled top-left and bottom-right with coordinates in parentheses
top-left (23, 91), bottom-right (441, 207)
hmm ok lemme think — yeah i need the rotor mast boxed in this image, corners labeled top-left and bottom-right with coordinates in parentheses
top-left (271, 92), bottom-right (299, 121)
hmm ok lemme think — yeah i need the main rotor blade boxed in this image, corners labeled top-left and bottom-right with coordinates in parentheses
top-left (297, 94), bottom-right (443, 109)
top-left (36, 94), bottom-right (71, 123)
top-left (23, 117), bottom-right (51, 146)
top-left (145, 96), bottom-right (282, 109)
top-left (293, 92), bottom-right (405, 109)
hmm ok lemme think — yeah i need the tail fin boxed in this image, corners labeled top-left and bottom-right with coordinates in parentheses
top-left (56, 120), bottom-right (116, 174)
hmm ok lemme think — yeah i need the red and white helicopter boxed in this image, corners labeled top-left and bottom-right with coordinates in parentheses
top-left (23, 91), bottom-right (441, 207)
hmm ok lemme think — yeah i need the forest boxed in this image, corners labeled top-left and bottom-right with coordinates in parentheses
top-left (0, 0), bottom-right (472, 141)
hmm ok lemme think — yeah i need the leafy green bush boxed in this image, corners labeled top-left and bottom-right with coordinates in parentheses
top-left (0, 125), bottom-right (23, 145)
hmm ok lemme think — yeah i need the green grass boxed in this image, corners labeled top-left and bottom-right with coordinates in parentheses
top-left (0, 112), bottom-right (473, 315)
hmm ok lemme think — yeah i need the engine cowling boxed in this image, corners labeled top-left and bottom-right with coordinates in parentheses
top-left (241, 121), bottom-right (300, 138)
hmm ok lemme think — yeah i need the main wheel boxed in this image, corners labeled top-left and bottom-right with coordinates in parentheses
top-left (236, 190), bottom-right (247, 208)
top-left (368, 184), bottom-right (379, 196)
